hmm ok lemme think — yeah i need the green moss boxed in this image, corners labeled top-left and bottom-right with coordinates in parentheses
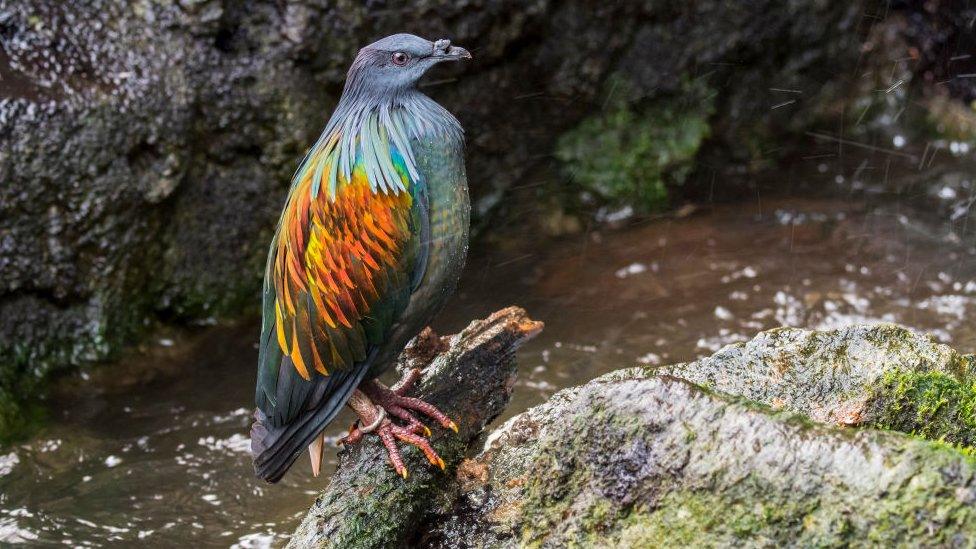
top-left (591, 491), bottom-right (820, 547)
top-left (555, 76), bottom-right (715, 212)
top-left (526, 460), bottom-right (976, 547)
top-left (868, 370), bottom-right (976, 450)
top-left (0, 401), bottom-right (45, 446)
top-left (157, 271), bottom-right (261, 321)
top-left (512, 372), bottom-right (976, 547)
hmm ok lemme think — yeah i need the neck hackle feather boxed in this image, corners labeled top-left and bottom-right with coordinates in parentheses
top-left (295, 86), bottom-right (463, 201)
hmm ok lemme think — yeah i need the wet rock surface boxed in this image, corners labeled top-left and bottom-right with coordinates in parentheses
top-left (295, 324), bottom-right (976, 548)
top-left (662, 324), bottom-right (976, 447)
top-left (432, 371), bottom-right (976, 547)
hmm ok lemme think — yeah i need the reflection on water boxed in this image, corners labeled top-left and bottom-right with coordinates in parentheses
top-left (3, 196), bottom-right (976, 545)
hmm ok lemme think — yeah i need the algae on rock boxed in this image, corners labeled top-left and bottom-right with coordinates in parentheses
top-left (555, 78), bottom-right (715, 212)
top-left (430, 372), bottom-right (976, 547)
top-left (661, 324), bottom-right (976, 450)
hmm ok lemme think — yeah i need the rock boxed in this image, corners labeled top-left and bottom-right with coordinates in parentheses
top-left (661, 324), bottom-right (976, 449)
top-left (290, 323), bottom-right (976, 547)
top-left (288, 307), bottom-right (543, 549)
top-left (429, 370), bottom-right (976, 547)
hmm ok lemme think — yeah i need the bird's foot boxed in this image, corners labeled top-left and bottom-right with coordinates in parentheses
top-left (365, 373), bottom-right (459, 436)
top-left (340, 371), bottom-right (458, 478)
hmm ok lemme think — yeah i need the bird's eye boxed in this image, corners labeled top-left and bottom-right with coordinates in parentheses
top-left (391, 52), bottom-right (409, 66)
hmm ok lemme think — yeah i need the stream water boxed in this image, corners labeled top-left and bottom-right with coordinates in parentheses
top-left (3, 193), bottom-right (976, 546)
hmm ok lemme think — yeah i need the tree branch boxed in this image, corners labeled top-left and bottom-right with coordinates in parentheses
top-left (288, 307), bottom-right (543, 549)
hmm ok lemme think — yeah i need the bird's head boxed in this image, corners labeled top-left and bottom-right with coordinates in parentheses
top-left (344, 33), bottom-right (472, 99)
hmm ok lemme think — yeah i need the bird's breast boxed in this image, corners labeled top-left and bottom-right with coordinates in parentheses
top-left (368, 134), bottom-right (468, 375)
top-left (416, 136), bottom-right (470, 303)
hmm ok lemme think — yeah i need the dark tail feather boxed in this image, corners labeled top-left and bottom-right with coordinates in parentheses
top-left (250, 366), bottom-right (370, 483)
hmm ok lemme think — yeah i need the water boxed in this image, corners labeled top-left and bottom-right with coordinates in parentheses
top-left (3, 195), bottom-right (976, 546)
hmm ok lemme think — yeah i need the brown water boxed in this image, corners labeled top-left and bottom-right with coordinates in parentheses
top-left (3, 196), bottom-right (976, 546)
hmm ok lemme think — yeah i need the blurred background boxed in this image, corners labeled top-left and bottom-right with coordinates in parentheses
top-left (2, 0), bottom-right (976, 545)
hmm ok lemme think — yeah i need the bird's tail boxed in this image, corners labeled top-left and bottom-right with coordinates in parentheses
top-left (250, 367), bottom-right (369, 483)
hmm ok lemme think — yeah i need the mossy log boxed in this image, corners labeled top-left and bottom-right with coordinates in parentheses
top-left (288, 307), bottom-right (543, 549)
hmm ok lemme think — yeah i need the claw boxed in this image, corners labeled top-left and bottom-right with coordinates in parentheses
top-left (391, 426), bottom-right (446, 470)
top-left (447, 420), bottom-right (459, 433)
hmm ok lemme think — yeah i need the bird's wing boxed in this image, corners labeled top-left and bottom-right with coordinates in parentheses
top-left (255, 126), bottom-right (428, 427)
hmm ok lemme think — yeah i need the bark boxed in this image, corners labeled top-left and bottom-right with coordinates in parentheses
top-left (287, 307), bottom-right (543, 549)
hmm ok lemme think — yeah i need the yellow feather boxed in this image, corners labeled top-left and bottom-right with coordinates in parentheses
top-left (275, 301), bottom-right (289, 353)
top-left (290, 330), bottom-right (310, 380)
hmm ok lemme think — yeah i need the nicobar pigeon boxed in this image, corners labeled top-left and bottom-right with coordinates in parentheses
top-left (250, 34), bottom-right (471, 482)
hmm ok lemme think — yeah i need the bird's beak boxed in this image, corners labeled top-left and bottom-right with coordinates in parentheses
top-left (432, 39), bottom-right (472, 61)
top-left (446, 45), bottom-right (472, 60)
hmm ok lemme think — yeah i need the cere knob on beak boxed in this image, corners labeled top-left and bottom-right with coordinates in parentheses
top-left (433, 38), bottom-right (472, 60)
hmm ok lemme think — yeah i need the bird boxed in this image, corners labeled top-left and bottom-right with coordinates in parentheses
top-left (250, 34), bottom-right (471, 482)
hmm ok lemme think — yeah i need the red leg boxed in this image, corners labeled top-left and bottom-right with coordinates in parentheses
top-left (390, 368), bottom-right (423, 395)
top-left (384, 402), bottom-right (431, 436)
top-left (362, 377), bottom-right (459, 432)
top-left (339, 380), bottom-right (454, 479)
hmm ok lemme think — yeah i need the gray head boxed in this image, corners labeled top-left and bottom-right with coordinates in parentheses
top-left (342, 33), bottom-right (471, 101)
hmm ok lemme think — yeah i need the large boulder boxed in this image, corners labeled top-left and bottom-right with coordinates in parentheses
top-left (431, 371), bottom-right (976, 547)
